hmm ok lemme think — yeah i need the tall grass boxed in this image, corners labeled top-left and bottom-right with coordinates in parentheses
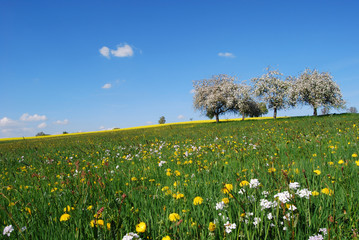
top-left (1, 114), bottom-right (358, 239)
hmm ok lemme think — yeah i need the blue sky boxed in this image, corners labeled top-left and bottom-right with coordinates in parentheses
top-left (1, 0), bottom-right (359, 138)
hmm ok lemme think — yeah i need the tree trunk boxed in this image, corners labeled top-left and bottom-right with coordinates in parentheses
top-left (215, 114), bottom-right (219, 123)
top-left (273, 107), bottom-right (277, 119)
top-left (242, 113), bottom-right (245, 121)
top-left (313, 108), bottom-right (317, 116)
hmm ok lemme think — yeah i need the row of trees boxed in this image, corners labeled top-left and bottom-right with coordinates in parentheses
top-left (193, 68), bottom-right (346, 122)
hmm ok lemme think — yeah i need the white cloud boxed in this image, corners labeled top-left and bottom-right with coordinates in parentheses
top-left (111, 44), bottom-right (134, 57)
top-left (54, 119), bottom-right (69, 125)
top-left (218, 52), bottom-right (235, 58)
top-left (177, 115), bottom-right (185, 119)
top-left (0, 117), bottom-right (16, 127)
top-left (102, 83), bottom-right (112, 89)
top-left (37, 122), bottom-right (47, 129)
top-left (99, 126), bottom-right (105, 130)
top-left (146, 121), bottom-right (153, 125)
top-left (99, 46), bottom-right (110, 58)
top-left (20, 113), bottom-right (47, 122)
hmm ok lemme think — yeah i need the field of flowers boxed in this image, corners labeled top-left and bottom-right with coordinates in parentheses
top-left (1, 114), bottom-right (359, 239)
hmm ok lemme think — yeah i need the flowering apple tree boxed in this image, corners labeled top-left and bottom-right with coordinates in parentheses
top-left (193, 74), bottom-right (239, 123)
top-left (296, 69), bottom-right (345, 116)
top-left (251, 68), bottom-right (293, 119)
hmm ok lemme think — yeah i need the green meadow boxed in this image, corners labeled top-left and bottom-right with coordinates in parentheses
top-left (1, 114), bottom-right (359, 239)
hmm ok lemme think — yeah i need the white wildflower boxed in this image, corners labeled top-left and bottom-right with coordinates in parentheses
top-left (274, 191), bottom-right (292, 203)
top-left (3, 225), bottom-right (14, 237)
top-left (308, 234), bottom-right (324, 240)
top-left (289, 182), bottom-right (300, 190)
top-left (215, 201), bottom-right (225, 210)
top-left (158, 161), bottom-right (166, 167)
top-left (319, 228), bottom-right (327, 235)
top-left (253, 217), bottom-right (261, 227)
top-left (296, 188), bottom-right (312, 199)
top-left (224, 221), bottom-right (236, 234)
top-left (122, 232), bottom-right (141, 240)
top-left (249, 179), bottom-right (260, 188)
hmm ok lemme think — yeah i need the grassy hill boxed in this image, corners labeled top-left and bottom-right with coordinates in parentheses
top-left (0, 114), bottom-right (358, 239)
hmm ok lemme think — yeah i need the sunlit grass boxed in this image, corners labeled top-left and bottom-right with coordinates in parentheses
top-left (0, 114), bottom-right (358, 239)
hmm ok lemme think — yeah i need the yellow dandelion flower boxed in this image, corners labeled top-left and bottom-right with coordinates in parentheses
top-left (107, 223), bottom-right (111, 230)
top-left (222, 198), bottom-right (229, 204)
top-left (87, 205), bottom-right (93, 211)
top-left (161, 186), bottom-right (169, 191)
top-left (313, 170), bottom-right (321, 175)
top-left (338, 160), bottom-right (344, 164)
top-left (312, 191), bottom-right (319, 196)
top-left (222, 183), bottom-right (233, 193)
top-left (131, 177), bottom-right (138, 181)
top-left (174, 170), bottom-right (181, 176)
top-left (352, 153), bottom-right (358, 158)
top-left (136, 222), bottom-right (146, 233)
top-left (193, 196), bottom-right (203, 205)
top-left (240, 180), bottom-right (249, 187)
top-left (328, 162), bottom-right (334, 165)
top-left (321, 188), bottom-right (334, 196)
top-left (208, 222), bottom-right (216, 231)
top-left (355, 161), bottom-right (359, 166)
top-left (168, 213), bottom-right (180, 222)
top-left (60, 213), bottom-right (71, 222)
top-left (268, 167), bottom-right (276, 173)
top-left (162, 236), bottom-right (171, 240)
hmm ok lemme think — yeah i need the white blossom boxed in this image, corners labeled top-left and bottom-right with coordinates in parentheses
top-left (158, 161), bottom-right (166, 167)
top-left (3, 225), bottom-right (14, 237)
top-left (308, 234), bottom-right (324, 240)
top-left (295, 68), bottom-right (345, 116)
top-left (215, 201), bottom-right (225, 210)
top-left (122, 232), bottom-right (141, 240)
top-left (251, 67), bottom-right (293, 118)
top-left (249, 179), bottom-right (260, 188)
top-left (253, 217), bottom-right (261, 227)
top-left (260, 199), bottom-right (278, 210)
top-left (193, 74), bottom-right (240, 122)
top-left (289, 182), bottom-right (300, 190)
top-left (224, 221), bottom-right (236, 234)
top-left (274, 191), bottom-right (292, 203)
top-left (296, 188), bottom-right (312, 199)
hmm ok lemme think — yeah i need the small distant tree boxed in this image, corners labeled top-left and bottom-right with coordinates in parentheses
top-left (348, 107), bottom-right (358, 113)
top-left (258, 102), bottom-right (268, 116)
top-left (63, 131), bottom-right (68, 134)
top-left (236, 83), bottom-right (254, 120)
top-left (251, 67), bottom-right (293, 119)
top-left (193, 74), bottom-right (239, 123)
top-left (296, 69), bottom-right (345, 116)
top-left (158, 116), bottom-right (166, 124)
top-left (240, 101), bottom-right (269, 119)
top-left (36, 132), bottom-right (47, 137)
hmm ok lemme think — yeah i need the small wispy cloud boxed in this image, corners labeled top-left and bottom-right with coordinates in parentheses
top-left (177, 115), bottom-right (185, 120)
top-left (37, 122), bottom-right (47, 129)
top-left (20, 113), bottom-right (47, 122)
top-left (111, 44), bottom-right (134, 57)
top-left (99, 46), bottom-right (110, 58)
top-left (218, 52), bottom-right (235, 58)
top-left (100, 44), bottom-right (134, 58)
top-left (54, 119), bottom-right (69, 125)
top-left (146, 121), bottom-right (153, 125)
top-left (0, 117), bottom-right (16, 127)
top-left (102, 83), bottom-right (112, 89)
